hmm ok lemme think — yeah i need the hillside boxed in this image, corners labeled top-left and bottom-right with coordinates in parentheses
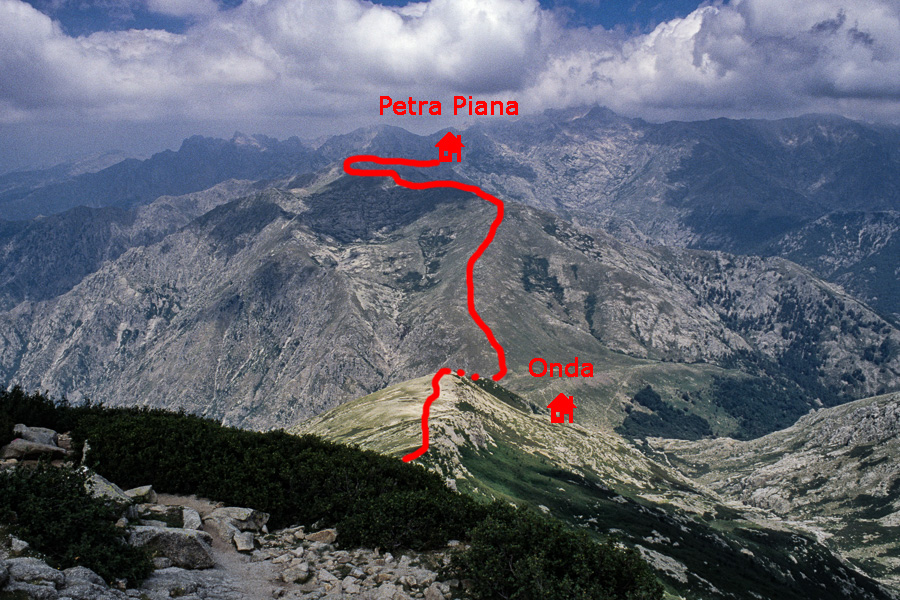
top-left (291, 375), bottom-right (896, 599)
top-left (652, 391), bottom-right (900, 589)
top-left (1, 174), bottom-right (896, 435)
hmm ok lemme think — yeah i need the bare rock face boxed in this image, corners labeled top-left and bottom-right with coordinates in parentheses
top-left (128, 526), bottom-right (215, 570)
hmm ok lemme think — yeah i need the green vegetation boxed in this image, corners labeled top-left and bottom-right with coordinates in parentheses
top-left (448, 504), bottom-right (663, 600)
top-left (617, 385), bottom-right (713, 440)
top-left (0, 388), bottom-right (663, 599)
top-left (707, 375), bottom-right (811, 439)
top-left (0, 462), bottom-right (153, 585)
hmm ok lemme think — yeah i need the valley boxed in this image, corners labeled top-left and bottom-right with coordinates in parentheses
top-left (1, 110), bottom-right (899, 599)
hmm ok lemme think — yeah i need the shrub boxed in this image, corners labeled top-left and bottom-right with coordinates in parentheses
top-left (70, 409), bottom-right (460, 533)
top-left (338, 489), bottom-right (484, 551)
top-left (448, 503), bottom-right (663, 600)
top-left (0, 387), bottom-right (77, 435)
top-left (0, 463), bottom-right (152, 585)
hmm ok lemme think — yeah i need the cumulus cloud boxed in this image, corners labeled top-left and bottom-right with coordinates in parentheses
top-left (1, 0), bottom-right (899, 141)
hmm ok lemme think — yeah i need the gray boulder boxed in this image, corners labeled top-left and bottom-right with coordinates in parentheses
top-left (1, 438), bottom-right (70, 460)
top-left (13, 424), bottom-right (59, 447)
top-left (6, 557), bottom-right (66, 587)
top-left (205, 507), bottom-right (269, 532)
top-left (3, 580), bottom-right (59, 600)
top-left (84, 471), bottom-right (132, 505)
top-left (202, 516), bottom-right (240, 542)
top-left (182, 508), bottom-right (202, 531)
top-left (124, 485), bottom-right (157, 504)
top-left (128, 526), bottom-right (215, 570)
top-left (62, 566), bottom-right (106, 587)
top-left (232, 531), bottom-right (255, 552)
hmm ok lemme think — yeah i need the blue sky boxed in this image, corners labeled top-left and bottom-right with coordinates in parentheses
top-left (21, 0), bottom-right (707, 34)
top-left (2, 0), bottom-right (899, 172)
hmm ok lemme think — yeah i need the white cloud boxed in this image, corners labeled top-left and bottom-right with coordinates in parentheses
top-left (146, 0), bottom-right (218, 17)
top-left (0, 0), bottom-right (899, 136)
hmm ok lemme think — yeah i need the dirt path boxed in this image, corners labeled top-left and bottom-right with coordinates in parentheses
top-left (154, 493), bottom-right (289, 600)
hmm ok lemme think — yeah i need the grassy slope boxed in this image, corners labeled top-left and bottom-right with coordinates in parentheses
top-left (291, 375), bottom-right (894, 600)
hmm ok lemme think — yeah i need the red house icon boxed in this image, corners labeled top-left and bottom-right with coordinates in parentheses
top-left (548, 393), bottom-right (576, 423)
top-left (435, 132), bottom-right (465, 162)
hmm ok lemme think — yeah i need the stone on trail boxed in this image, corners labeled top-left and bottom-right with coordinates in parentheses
top-left (182, 507), bottom-right (202, 530)
top-left (233, 531), bottom-right (255, 552)
top-left (206, 506), bottom-right (269, 532)
top-left (305, 528), bottom-right (337, 544)
top-left (128, 526), bottom-right (215, 570)
top-left (124, 485), bottom-right (158, 504)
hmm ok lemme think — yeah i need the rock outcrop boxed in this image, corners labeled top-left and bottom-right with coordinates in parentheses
top-left (129, 527), bottom-right (216, 570)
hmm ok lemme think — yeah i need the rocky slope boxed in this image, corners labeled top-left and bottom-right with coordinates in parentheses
top-left (292, 374), bottom-right (897, 599)
top-left (0, 180), bottom-right (256, 310)
top-left (651, 391), bottom-right (900, 590)
top-left (0, 175), bottom-right (896, 434)
top-left (771, 211), bottom-right (900, 323)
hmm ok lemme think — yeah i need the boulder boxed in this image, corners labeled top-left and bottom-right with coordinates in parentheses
top-left (124, 485), bottom-right (157, 504)
top-left (1, 438), bottom-right (70, 459)
top-left (282, 563), bottom-right (311, 583)
top-left (0, 561), bottom-right (8, 587)
top-left (10, 535), bottom-right (30, 554)
top-left (62, 566), bottom-right (106, 587)
top-left (182, 507), bottom-right (202, 530)
top-left (424, 583), bottom-right (446, 600)
top-left (202, 516), bottom-right (240, 542)
top-left (84, 471), bottom-right (132, 505)
top-left (306, 528), bottom-right (337, 544)
top-left (6, 557), bottom-right (66, 587)
top-left (128, 526), bottom-right (215, 570)
top-left (3, 581), bottom-right (59, 600)
top-left (135, 503), bottom-right (182, 527)
top-left (13, 424), bottom-right (59, 447)
top-left (205, 506), bottom-right (269, 532)
top-left (233, 531), bottom-right (255, 552)
top-left (59, 567), bottom-right (128, 600)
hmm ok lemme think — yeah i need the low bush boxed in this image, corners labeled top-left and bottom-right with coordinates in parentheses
top-left (448, 503), bottom-right (663, 600)
top-left (0, 387), bottom-right (77, 437)
top-left (0, 462), bottom-right (152, 585)
top-left (338, 489), bottom-right (484, 550)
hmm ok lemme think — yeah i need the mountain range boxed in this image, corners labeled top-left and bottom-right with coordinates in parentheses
top-left (1, 109), bottom-right (899, 597)
top-left (1, 169), bottom-right (897, 434)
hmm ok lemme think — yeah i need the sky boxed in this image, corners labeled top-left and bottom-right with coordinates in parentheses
top-left (1, 0), bottom-right (899, 172)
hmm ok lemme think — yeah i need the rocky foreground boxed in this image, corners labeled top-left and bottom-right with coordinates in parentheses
top-left (0, 424), bottom-right (459, 600)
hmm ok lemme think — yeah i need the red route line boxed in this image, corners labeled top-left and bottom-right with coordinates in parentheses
top-left (342, 154), bottom-right (508, 462)
top-left (401, 368), bottom-right (452, 463)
